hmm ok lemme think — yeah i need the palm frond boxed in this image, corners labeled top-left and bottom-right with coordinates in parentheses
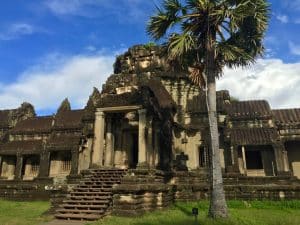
top-left (167, 32), bottom-right (196, 59)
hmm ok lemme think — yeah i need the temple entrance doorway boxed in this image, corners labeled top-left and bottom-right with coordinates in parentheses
top-left (243, 145), bottom-right (276, 177)
top-left (129, 132), bottom-right (138, 169)
top-left (285, 141), bottom-right (300, 179)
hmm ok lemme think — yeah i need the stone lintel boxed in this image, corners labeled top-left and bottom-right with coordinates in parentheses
top-left (97, 105), bottom-right (142, 113)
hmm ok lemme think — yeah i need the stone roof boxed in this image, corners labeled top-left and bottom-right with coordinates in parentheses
top-left (0, 140), bottom-right (43, 155)
top-left (46, 134), bottom-right (82, 151)
top-left (54, 109), bottom-right (85, 130)
top-left (229, 128), bottom-right (279, 145)
top-left (226, 100), bottom-right (272, 120)
top-left (11, 116), bottom-right (53, 134)
top-left (186, 90), bottom-right (230, 113)
top-left (97, 91), bottom-right (142, 108)
top-left (272, 108), bottom-right (300, 128)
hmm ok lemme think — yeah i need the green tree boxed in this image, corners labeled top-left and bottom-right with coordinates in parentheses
top-left (147, 0), bottom-right (269, 218)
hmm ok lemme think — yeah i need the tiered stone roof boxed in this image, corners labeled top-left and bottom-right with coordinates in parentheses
top-left (229, 128), bottom-right (279, 145)
top-left (186, 90), bottom-right (230, 113)
top-left (226, 100), bottom-right (272, 120)
top-left (46, 133), bottom-right (82, 151)
top-left (272, 108), bottom-right (300, 128)
top-left (11, 116), bottom-right (53, 134)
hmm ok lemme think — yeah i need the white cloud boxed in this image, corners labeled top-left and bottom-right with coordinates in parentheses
top-left (45, 0), bottom-right (87, 16)
top-left (285, 1), bottom-right (300, 11)
top-left (288, 42), bottom-right (300, 56)
top-left (1, 51), bottom-right (299, 115)
top-left (44, 0), bottom-right (153, 23)
top-left (0, 23), bottom-right (36, 40)
top-left (0, 52), bottom-right (115, 113)
top-left (275, 14), bottom-right (289, 23)
top-left (217, 59), bottom-right (300, 109)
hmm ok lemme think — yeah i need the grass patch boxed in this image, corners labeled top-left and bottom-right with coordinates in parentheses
top-left (88, 201), bottom-right (300, 225)
top-left (0, 199), bottom-right (51, 225)
top-left (0, 199), bottom-right (299, 225)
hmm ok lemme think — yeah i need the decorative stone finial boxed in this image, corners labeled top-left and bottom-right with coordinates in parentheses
top-left (57, 98), bottom-right (71, 113)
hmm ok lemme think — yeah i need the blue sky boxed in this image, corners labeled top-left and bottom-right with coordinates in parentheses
top-left (0, 0), bottom-right (299, 115)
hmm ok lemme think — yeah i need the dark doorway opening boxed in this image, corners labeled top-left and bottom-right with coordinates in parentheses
top-left (130, 132), bottom-right (138, 168)
top-left (199, 146), bottom-right (208, 168)
top-left (246, 150), bottom-right (263, 169)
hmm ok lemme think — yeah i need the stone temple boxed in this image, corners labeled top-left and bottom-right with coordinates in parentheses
top-left (0, 45), bottom-right (299, 220)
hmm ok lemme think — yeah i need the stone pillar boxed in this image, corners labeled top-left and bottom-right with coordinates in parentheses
top-left (282, 150), bottom-right (290, 172)
top-left (153, 128), bottom-right (160, 168)
top-left (241, 146), bottom-right (247, 174)
top-left (273, 142), bottom-right (285, 175)
top-left (14, 153), bottom-right (23, 180)
top-left (147, 118), bottom-right (154, 168)
top-left (39, 151), bottom-right (50, 178)
top-left (70, 149), bottom-right (79, 175)
top-left (0, 156), bottom-right (2, 176)
top-left (92, 111), bottom-right (105, 166)
top-left (114, 127), bottom-right (124, 168)
top-left (137, 109), bottom-right (148, 168)
top-left (105, 117), bottom-right (114, 167)
top-left (229, 145), bottom-right (240, 173)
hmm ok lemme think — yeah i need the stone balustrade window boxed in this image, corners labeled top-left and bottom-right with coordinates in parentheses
top-left (61, 159), bottom-right (71, 172)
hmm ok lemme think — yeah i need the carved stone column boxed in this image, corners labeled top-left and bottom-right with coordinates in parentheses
top-left (105, 117), bottom-right (114, 167)
top-left (273, 142), bottom-right (284, 174)
top-left (137, 109), bottom-right (148, 168)
top-left (241, 145), bottom-right (247, 174)
top-left (14, 153), bottom-right (23, 180)
top-left (273, 142), bottom-right (290, 176)
top-left (38, 151), bottom-right (50, 178)
top-left (282, 150), bottom-right (290, 172)
top-left (0, 156), bottom-right (2, 176)
top-left (153, 127), bottom-right (160, 168)
top-left (92, 111), bottom-right (105, 166)
top-left (227, 145), bottom-right (240, 174)
top-left (147, 118), bottom-right (154, 168)
top-left (70, 149), bottom-right (79, 175)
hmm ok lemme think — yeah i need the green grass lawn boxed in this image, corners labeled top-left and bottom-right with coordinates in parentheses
top-left (0, 200), bottom-right (300, 225)
top-left (89, 201), bottom-right (300, 225)
top-left (0, 199), bottom-right (52, 225)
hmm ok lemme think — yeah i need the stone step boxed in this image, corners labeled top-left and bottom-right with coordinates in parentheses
top-left (82, 180), bottom-right (120, 185)
top-left (77, 184), bottom-right (113, 189)
top-left (70, 191), bottom-right (112, 196)
top-left (55, 169), bottom-right (126, 221)
top-left (73, 187), bottom-right (112, 192)
top-left (69, 195), bottom-right (110, 200)
top-left (67, 195), bottom-right (110, 201)
top-left (84, 176), bottom-right (123, 180)
top-left (60, 204), bottom-right (108, 209)
top-left (63, 199), bottom-right (110, 205)
top-left (57, 208), bottom-right (104, 214)
top-left (84, 178), bottom-right (122, 182)
top-left (55, 213), bottom-right (102, 221)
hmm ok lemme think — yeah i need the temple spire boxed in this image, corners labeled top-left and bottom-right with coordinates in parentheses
top-left (57, 98), bottom-right (71, 114)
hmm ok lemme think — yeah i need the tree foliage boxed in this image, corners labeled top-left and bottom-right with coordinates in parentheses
top-left (147, 0), bottom-right (270, 86)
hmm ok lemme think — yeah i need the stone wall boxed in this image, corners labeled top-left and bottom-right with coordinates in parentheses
top-left (0, 179), bottom-right (51, 200)
top-left (112, 169), bottom-right (174, 216)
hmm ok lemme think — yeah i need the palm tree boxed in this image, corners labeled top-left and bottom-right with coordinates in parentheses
top-left (147, 0), bottom-right (269, 218)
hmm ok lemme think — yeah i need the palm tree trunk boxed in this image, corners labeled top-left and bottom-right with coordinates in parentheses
top-left (205, 31), bottom-right (228, 218)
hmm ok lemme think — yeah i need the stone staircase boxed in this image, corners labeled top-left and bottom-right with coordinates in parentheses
top-left (55, 168), bottom-right (126, 221)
